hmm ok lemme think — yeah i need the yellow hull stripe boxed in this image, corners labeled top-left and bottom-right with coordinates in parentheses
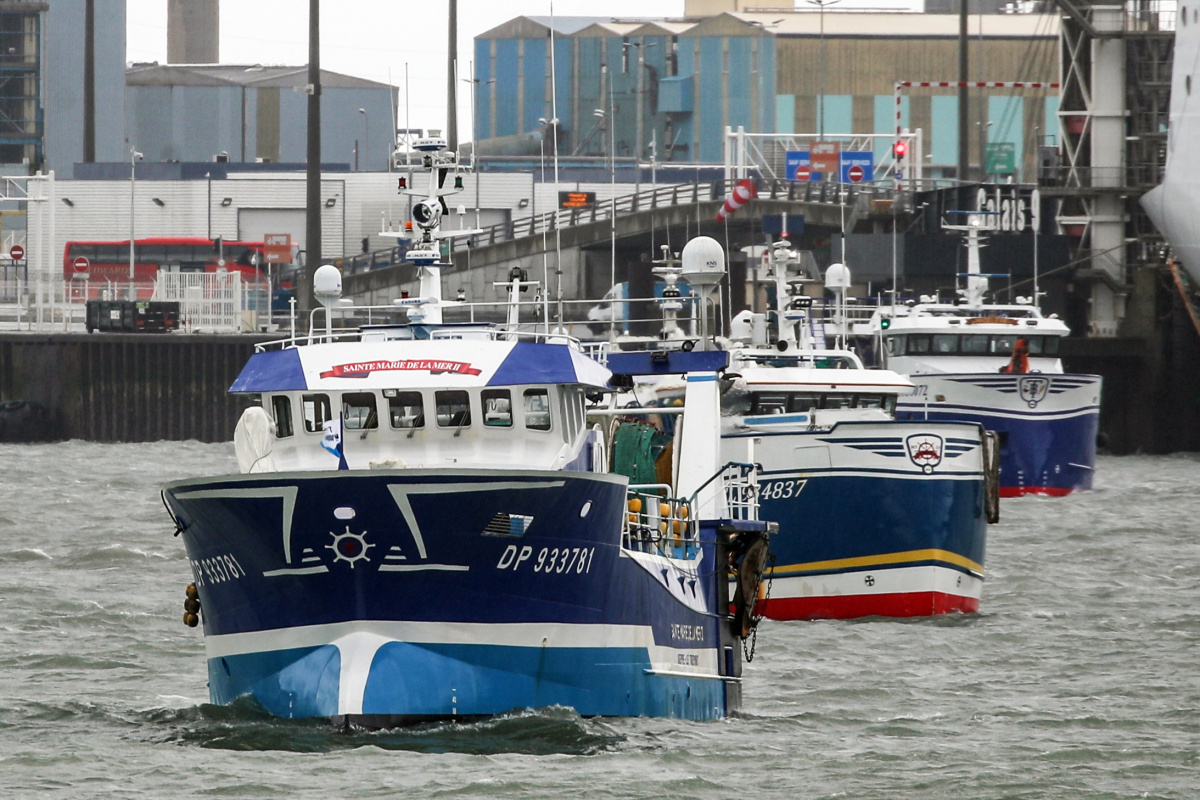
top-left (769, 548), bottom-right (984, 577)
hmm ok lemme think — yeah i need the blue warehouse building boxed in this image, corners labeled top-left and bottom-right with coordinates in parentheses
top-left (474, 4), bottom-right (1059, 181)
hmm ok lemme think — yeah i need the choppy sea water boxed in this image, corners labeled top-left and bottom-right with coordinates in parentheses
top-left (1, 442), bottom-right (1197, 799)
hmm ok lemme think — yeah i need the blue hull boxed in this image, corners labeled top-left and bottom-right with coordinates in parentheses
top-left (724, 421), bottom-right (988, 619)
top-left (163, 469), bottom-right (742, 723)
top-left (760, 473), bottom-right (987, 567)
top-left (896, 408), bottom-right (1098, 496)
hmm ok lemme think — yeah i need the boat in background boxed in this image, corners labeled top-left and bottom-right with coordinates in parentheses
top-left (634, 237), bottom-right (994, 620)
top-left (160, 139), bottom-right (772, 726)
top-left (850, 213), bottom-right (1101, 497)
top-left (1142, 9), bottom-right (1200, 287)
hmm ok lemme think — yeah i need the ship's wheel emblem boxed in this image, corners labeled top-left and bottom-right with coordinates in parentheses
top-left (327, 526), bottom-right (375, 567)
top-left (905, 433), bottom-right (944, 474)
top-left (1018, 376), bottom-right (1050, 408)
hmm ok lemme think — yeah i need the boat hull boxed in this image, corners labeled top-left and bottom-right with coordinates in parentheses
top-left (162, 469), bottom-right (739, 723)
top-left (895, 373), bottom-right (1101, 496)
top-left (724, 421), bottom-right (988, 621)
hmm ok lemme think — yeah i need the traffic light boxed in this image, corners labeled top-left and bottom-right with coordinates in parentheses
top-left (881, 317), bottom-right (891, 330)
top-left (892, 141), bottom-right (907, 160)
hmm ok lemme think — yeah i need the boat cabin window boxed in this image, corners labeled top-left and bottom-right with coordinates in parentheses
top-left (906, 335), bottom-right (932, 354)
top-left (301, 394), bottom-right (331, 433)
top-left (823, 394), bottom-right (853, 409)
top-left (386, 390), bottom-right (424, 429)
top-left (752, 393), bottom-right (789, 415)
top-left (435, 390), bottom-right (471, 428)
top-left (961, 334), bottom-right (989, 354)
top-left (342, 392), bottom-right (378, 430)
top-left (482, 389), bottom-right (513, 427)
top-left (932, 334), bottom-right (959, 354)
top-left (990, 334), bottom-right (1018, 354)
top-left (750, 391), bottom-right (896, 414)
top-left (788, 393), bottom-right (822, 413)
top-left (890, 333), bottom-right (1059, 357)
top-left (524, 389), bottom-right (552, 430)
top-left (272, 395), bottom-right (294, 438)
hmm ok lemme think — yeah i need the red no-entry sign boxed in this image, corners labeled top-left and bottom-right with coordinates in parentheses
top-left (72, 256), bottom-right (90, 272)
top-left (848, 165), bottom-right (865, 183)
top-left (9, 244), bottom-right (24, 260)
top-left (796, 165), bottom-right (812, 182)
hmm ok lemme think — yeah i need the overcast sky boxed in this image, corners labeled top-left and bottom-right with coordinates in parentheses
top-left (125, 0), bottom-right (687, 138)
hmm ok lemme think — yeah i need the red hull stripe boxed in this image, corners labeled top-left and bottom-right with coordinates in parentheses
top-left (761, 591), bottom-right (979, 620)
top-left (999, 486), bottom-right (1073, 498)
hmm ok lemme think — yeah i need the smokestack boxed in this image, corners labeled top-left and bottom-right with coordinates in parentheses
top-left (167, 0), bottom-right (219, 63)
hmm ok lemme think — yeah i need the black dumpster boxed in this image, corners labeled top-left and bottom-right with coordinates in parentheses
top-left (86, 300), bottom-right (181, 333)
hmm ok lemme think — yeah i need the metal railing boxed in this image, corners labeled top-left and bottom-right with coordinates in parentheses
top-left (622, 485), bottom-right (699, 559)
top-left (340, 177), bottom-right (903, 277)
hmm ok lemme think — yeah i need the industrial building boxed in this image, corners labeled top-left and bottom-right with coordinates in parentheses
top-left (125, 64), bottom-right (397, 172)
top-left (0, 0), bottom-right (126, 173)
top-left (473, 4), bottom-right (1059, 181)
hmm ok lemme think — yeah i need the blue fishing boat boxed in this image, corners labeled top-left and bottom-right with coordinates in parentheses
top-left (161, 140), bottom-right (771, 726)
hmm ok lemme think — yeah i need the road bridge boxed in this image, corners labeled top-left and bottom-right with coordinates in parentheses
top-left (341, 178), bottom-right (905, 314)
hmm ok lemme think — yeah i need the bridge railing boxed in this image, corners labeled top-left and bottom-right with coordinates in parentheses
top-left (340, 177), bottom-right (901, 277)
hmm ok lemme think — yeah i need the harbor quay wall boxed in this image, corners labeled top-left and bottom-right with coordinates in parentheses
top-left (1, 324), bottom-right (1197, 451)
top-left (0, 333), bottom-right (280, 443)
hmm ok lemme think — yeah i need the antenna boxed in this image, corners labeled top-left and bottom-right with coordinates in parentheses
top-left (549, 0), bottom-right (564, 333)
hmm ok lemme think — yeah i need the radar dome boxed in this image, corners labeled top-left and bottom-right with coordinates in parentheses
top-left (313, 264), bottom-right (342, 307)
top-left (824, 262), bottom-right (852, 291)
top-left (681, 236), bottom-right (726, 283)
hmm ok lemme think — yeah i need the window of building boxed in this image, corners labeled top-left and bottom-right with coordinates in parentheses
top-left (436, 390), bottom-right (471, 428)
top-left (342, 392), bottom-right (378, 430)
top-left (482, 389), bottom-right (513, 427)
top-left (386, 390), bottom-right (424, 429)
top-left (272, 395), bottom-right (293, 438)
top-left (524, 389), bottom-right (551, 430)
top-left (301, 394), bottom-right (331, 433)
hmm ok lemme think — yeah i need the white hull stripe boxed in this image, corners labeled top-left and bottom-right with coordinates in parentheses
top-left (768, 564), bottom-right (983, 601)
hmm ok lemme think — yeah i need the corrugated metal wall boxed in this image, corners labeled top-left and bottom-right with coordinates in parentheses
top-left (0, 333), bottom-right (274, 443)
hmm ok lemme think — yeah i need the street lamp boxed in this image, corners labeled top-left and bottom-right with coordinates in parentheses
top-left (807, 0), bottom-right (841, 142)
top-left (358, 108), bottom-right (367, 171)
top-left (462, 62), bottom-right (495, 164)
top-left (129, 147), bottom-right (143, 291)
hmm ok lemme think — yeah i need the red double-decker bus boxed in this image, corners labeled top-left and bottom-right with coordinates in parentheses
top-left (63, 236), bottom-right (280, 284)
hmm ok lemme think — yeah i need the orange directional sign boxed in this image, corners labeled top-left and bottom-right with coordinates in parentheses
top-left (263, 233), bottom-right (292, 264)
